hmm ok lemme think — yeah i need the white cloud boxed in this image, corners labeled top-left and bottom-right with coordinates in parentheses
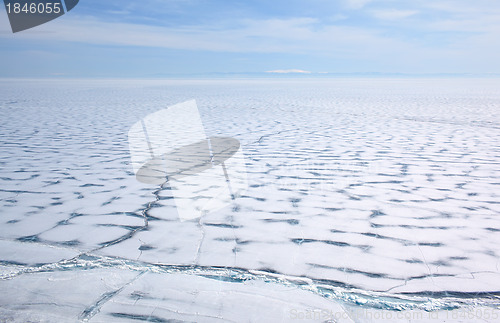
top-left (266, 69), bottom-right (311, 74)
top-left (0, 15), bottom-right (405, 57)
top-left (371, 9), bottom-right (419, 20)
top-left (343, 0), bottom-right (373, 10)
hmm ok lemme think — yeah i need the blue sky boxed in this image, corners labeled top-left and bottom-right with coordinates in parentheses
top-left (1, 0), bottom-right (499, 77)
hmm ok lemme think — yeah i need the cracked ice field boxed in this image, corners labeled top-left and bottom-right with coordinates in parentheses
top-left (1, 78), bottom-right (499, 322)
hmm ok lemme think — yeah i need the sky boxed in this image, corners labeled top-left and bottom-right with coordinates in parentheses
top-left (1, 0), bottom-right (500, 77)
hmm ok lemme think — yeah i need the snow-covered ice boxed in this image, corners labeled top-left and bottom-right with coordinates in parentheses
top-left (1, 78), bottom-right (499, 322)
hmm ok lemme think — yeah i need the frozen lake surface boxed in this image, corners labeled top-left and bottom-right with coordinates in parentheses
top-left (1, 78), bottom-right (499, 322)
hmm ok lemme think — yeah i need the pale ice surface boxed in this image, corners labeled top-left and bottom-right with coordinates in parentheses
top-left (0, 78), bottom-right (499, 322)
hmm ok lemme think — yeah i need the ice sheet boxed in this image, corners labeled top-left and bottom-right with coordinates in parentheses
top-left (1, 78), bottom-right (499, 321)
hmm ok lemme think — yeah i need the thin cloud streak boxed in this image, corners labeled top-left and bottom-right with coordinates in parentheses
top-left (2, 16), bottom-right (410, 55)
top-left (371, 9), bottom-right (419, 20)
top-left (266, 69), bottom-right (312, 74)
